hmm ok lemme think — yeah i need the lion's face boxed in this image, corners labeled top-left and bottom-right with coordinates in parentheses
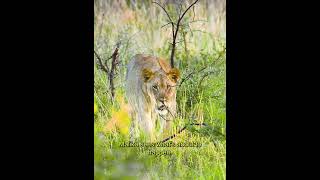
top-left (142, 68), bottom-right (180, 116)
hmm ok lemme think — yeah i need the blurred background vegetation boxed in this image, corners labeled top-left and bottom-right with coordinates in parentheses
top-left (94, 0), bottom-right (226, 179)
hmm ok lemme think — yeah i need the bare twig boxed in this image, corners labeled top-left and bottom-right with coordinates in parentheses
top-left (198, 71), bottom-right (215, 86)
top-left (94, 44), bottom-right (120, 101)
top-left (152, 1), bottom-right (173, 23)
top-left (170, 0), bottom-right (200, 68)
top-left (152, 1), bottom-right (175, 64)
top-left (178, 50), bottom-right (225, 86)
top-left (178, 68), bottom-right (197, 86)
top-left (108, 45), bottom-right (120, 101)
top-left (161, 22), bottom-right (173, 28)
top-left (160, 122), bottom-right (225, 143)
top-left (94, 50), bottom-right (109, 74)
top-left (160, 123), bottom-right (226, 143)
top-left (160, 125), bottom-right (187, 143)
top-left (153, 0), bottom-right (200, 68)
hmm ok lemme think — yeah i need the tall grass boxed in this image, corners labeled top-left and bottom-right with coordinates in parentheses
top-left (94, 0), bottom-right (226, 179)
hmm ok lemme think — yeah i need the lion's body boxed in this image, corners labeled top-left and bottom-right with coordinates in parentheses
top-left (126, 54), bottom-right (180, 141)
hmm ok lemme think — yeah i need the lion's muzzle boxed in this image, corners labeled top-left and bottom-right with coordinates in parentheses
top-left (156, 104), bottom-right (168, 115)
top-left (158, 105), bottom-right (166, 111)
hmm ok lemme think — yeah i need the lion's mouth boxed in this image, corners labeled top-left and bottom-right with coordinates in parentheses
top-left (157, 105), bottom-right (168, 115)
top-left (158, 105), bottom-right (166, 111)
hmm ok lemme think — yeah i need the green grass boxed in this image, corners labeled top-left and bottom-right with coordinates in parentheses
top-left (94, 1), bottom-right (225, 179)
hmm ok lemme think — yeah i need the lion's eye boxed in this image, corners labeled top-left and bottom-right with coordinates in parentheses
top-left (152, 85), bottom-right (158, 90)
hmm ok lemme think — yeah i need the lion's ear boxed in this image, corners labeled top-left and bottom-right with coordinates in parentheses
top-left (142, 68), bottom-right (154, 82)
top-left (167, 68), bottom-right (180, 83)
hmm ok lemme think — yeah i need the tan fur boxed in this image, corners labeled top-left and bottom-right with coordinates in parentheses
top-left (125, 54), bottom-right (180, 141)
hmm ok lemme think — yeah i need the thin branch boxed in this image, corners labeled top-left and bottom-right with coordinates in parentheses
top-left (170, 0), bottom-right (200, 68)
top-left (160, 126), bottom-right (187, 143)
top-left (179, 0), bottom-right (199, 23)
top-left (178, 68), bottom-right (197, 86)
top-left (160, 122), bottom-right (225, 143)
top-left (178, 50), bottom-right (225, 87)
top-left (168, 39), bottom-right (184, 45)
top-left (152, 1), bottom-right (173, 23)
top-left (161, 22), bottom-right (172, 28)
top-left (153, 0), bottom-right (200, 68)
top-left (94, 50), bottom-right (109, 74)
top-left (198, 71), bottom-right (215, 86)
top-left (108, 46), bottom-right (119, 100)
top-left (152, 1), bottom-right (175, 54)
top-left (94, 45), bottom-right (120, 102)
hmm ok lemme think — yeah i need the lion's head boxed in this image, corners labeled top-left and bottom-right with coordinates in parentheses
top-left (142, 65), bottom-right (180, 116)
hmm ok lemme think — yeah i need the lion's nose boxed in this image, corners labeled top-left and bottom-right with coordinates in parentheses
top-left (158, 105), bottom-right (165, 110)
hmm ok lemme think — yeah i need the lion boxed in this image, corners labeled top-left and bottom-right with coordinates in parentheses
top-left (125, 54), bottom-right (180, 141)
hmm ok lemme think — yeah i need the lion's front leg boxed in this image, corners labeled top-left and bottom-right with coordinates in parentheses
top-left (140, 113), bottom-right (155, 142)
top-left (158, 114), bottom-right (168, 134)
top-left (161, 108), bottom-right (175, 139)
top-left (129, 112), bottom-right (139, 142)
top-left (165, 120), bottom-right (172, 131)
top-left (160, 120), bottom-right (172, 139)
top-left (164, 105), bottom-right (176, 136)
